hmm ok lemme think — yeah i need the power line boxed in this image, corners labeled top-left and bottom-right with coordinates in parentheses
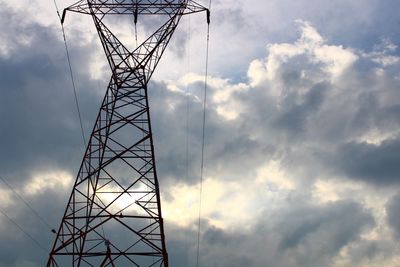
top-left (0, 176), bottom-right (53, 230)
top-left (52, 1), bottom-right (112, 247)
top-left (0, 174), bottom-right (72, 255)
top-left (184, 14), bottom-right (192, 267)
top-left (196, 2), bottom-right (211, 267)
top-left (53, 0), bottom-right (87, 149)
top-left (0, 207), bottom-right (47, 252)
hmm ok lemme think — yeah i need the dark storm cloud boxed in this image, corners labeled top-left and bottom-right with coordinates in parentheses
top-left (342, 236), bottom-right (397, 266)
top-left (148, 81), bottom-right (204, 184)
top-left (261, 199), bottom-right (373, 267)
top-left (0, 185), bottom-right (73, 267)
top-left (333, 139), bottom-right (400, 185)
top-left (0, 6), bottom-right (103, 266)
top-left (274, 82), bottom-right (329, 137)
top-left (0, 7), bottom-right (104, 183)
top-left (277, 81), bottom-right (400, 186)
top-left (276, 200), bottom-right (374, 254)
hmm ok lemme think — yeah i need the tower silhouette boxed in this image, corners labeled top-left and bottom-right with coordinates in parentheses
top-left (47, 1), bottom-right (208, 266)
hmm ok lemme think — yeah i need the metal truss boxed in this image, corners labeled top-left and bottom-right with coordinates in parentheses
top-left (61, 0), bottom-right (208, 23)
top-left (47, 1), bottom-right (208, 266)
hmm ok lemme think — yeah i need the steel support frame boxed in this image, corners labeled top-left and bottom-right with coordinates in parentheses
top-left (47, 1), bottom-right (207, 266)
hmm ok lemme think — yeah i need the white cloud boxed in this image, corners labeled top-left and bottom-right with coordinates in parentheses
top-left (248, 20), bottom-right (358, 91)
top-left (313, 44), bottom-right (358, 79)
top-left (248, 42), bottom-right (304, 88)
top-left (360, 38), bottom-right (400, 68)
top-left (0, 187), bottom-right (12, 208)
top-left (255, 160), bottom-right (296, 190)
top-left (163, 161), bottom-right (295, 230)
top-left (24, 170), bottom-right (73, 196)
top-left (169, 73), bottom-right (249, 120)
top-left (163, 177), bottom-right (262, 230)
top-left (364, 52), bottom-right (400, 68)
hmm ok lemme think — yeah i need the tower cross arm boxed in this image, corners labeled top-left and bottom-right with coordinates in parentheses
top-left (61, 0), bottom-right (208, 24)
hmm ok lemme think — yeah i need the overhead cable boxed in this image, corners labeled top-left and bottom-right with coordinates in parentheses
top-left (196, 1), bottom-right (211, 267)
top-left (0, 207), bottom-right (47, 252)
top-left (0, 176), bottom-right (53, 230)
top-left (53, 0), bottom-right (87, 148)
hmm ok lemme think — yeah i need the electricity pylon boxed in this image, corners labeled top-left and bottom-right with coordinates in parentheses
top-left (47, 1), bottom-right (208, 266)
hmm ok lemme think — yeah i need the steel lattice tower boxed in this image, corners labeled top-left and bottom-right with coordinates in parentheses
top-left (47, 1), bottom-right (208, 266)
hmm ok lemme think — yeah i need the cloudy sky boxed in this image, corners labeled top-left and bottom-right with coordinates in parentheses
top-left (1, 0), bottom-right (400, 266)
